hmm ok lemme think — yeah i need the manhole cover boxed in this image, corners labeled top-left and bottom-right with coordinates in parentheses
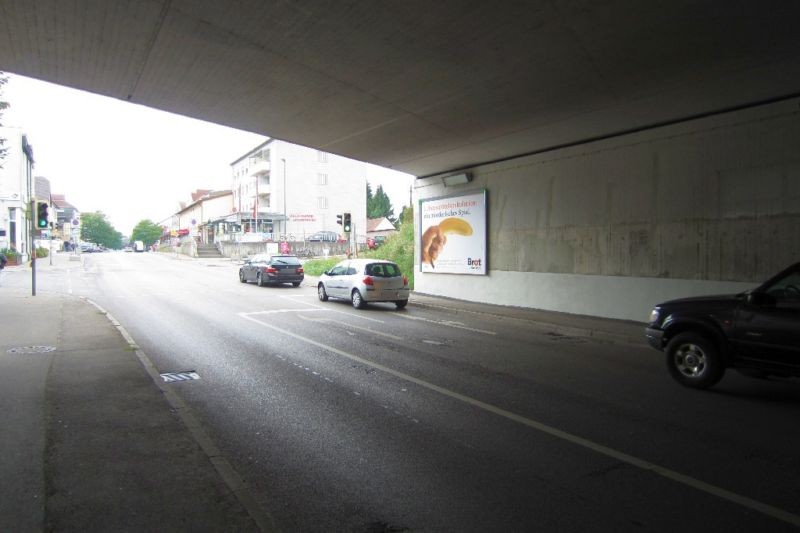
top-left (160, 371), bottom-right (201, 383)
top-left (7, 345), bottom-right (57, 354)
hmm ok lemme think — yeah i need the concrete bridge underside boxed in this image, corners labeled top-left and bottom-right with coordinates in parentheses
top-left (2, 1), bottom-right (799, 319)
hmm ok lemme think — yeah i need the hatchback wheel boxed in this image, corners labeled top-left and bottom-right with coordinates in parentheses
top-left (257, 273), bottom-right (266, 287)
top-left (318, 283), bottom-right (328, 301)
top-left (351, 289), bottom-right (365, 309)
top-left (239, 270), bottom-right (246, 283)
top-left (395, 299), bottom-right (408, 309)
top-left (665, 332), bottom-right (725, 389)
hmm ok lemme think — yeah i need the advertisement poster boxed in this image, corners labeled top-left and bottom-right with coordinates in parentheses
top-left (419, 190), bottom-right (487, 275)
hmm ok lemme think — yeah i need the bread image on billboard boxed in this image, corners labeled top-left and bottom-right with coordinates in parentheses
top-left (421, 217), bottom-right (473, 268)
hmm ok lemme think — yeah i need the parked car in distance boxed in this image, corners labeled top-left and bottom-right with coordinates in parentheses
top-left (306, 231), bottom-right (340, 242)
top-left (366, 235), bottom-right (386, 249)
top-left (646, 262), bottom-right (800, 389)
top-left (239, 254), bottom-right (304, 287)
top-left (318, 258), bottom-right (410, 309)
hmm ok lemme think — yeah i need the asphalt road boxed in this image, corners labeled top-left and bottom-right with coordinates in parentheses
top-left (24, 252), bottom-right (800, 532)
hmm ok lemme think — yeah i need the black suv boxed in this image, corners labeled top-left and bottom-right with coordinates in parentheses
top-left (646, 263), bottom-right (800, 389)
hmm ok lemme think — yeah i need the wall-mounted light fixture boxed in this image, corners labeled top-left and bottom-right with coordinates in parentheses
top-left (442, 172), bottom-right (472, 187)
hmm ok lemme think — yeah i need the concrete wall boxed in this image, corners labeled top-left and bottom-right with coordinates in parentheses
top-left (414, 99), bottom-right (800, 321)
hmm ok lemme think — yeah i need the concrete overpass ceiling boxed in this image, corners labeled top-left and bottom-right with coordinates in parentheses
top-left (1, 1), bottom-right (800, 177)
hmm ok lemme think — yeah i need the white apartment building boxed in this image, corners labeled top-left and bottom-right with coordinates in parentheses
top-left (230, 140), bottom-right (367, 242)
top-left (0, 127), bottom-right (35, 260)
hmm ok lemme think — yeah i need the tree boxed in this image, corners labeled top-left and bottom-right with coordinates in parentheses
top-left (367, 183), bottom-right (395, 223)
top-left (130, 219), bottom-right (163, 246)
top-left (0, 72), bottom-right (9, 167)
top-left (80, 212), bottom-right (123, 249)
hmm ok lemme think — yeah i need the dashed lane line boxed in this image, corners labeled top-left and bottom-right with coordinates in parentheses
top-left (237, 312), bottom-right (800, 528)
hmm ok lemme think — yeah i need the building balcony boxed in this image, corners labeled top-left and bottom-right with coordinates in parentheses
top-left (250, 160), bottom-right (271, 176)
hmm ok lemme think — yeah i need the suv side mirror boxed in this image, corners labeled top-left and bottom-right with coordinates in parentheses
top-left (747, 291), bottom-right (776, 306)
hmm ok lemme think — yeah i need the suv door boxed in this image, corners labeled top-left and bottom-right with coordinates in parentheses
top-left (733, 267), bottom-right (800, 368)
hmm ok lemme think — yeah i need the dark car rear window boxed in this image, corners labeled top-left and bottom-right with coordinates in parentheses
top-left (271, 255), bottom-right (301, 265)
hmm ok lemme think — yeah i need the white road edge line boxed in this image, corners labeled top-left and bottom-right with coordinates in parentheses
top-left (238, 312), bottom-right (800, 528)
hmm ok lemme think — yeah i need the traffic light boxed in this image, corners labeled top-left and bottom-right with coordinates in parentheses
top-left (343, 212), bottom-right (351, 233)
top-left (336, 213), bottom-right (343, 226)
top-left (37, 202), bottom-right (49, 229)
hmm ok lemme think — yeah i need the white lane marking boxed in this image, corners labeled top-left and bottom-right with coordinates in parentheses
top-left (238, 312), bottom-right (800, 528)
top-left (396, 313), bottom-right (496, 336)
top-left (279, 294), bottom-right (386, 323)
top-left (296, 313), bottom-right (403, 340)
top-left (243, 308), bottom-right (328, 316)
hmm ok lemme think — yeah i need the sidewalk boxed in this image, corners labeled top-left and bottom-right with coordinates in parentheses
top-left (0, 290), bottom-right (266, 532)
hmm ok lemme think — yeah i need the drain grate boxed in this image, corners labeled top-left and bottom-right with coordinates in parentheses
top-left (7, 345), bottom-right (57, 354)
top-left (160, 371), bottom-right (201, 383)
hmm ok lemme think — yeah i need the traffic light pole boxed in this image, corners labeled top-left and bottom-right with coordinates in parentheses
top-left (30, 198), bottom-right (36, 296)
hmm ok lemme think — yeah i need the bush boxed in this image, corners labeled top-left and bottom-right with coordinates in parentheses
top-left (359, 207), bottom-right (415, 289)
top-left (1, 248), bottom-right (20, 261)
top-left (302, 257), bottom-right (342, 276)
top-left (35, 247), bottom-right (49, 258)
top-left (302, 207), bottom-right (416, 288)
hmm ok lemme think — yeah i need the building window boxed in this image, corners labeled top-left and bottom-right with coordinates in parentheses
top-left (250, 149), bottom-right (270, 164)
top-left (317, 173), bottom-right (328, 186)
top-left (317, 150), bottom-right (328, 163)
top-left (317, 196), bottom-right (328, 209)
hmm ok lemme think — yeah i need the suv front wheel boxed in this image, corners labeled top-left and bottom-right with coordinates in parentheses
top-left (665, 332), bottom-right (725, 389)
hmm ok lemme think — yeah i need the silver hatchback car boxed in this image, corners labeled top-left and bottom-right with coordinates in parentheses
top-left (318, 259), bottom-right (410, 309)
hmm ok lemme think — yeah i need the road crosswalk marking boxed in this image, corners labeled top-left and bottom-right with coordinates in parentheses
top-left (160, 371), bottom-right (201, 383)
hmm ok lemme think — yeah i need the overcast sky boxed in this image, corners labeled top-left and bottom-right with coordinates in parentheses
top-left (2, 73), bottom-right (414, 235)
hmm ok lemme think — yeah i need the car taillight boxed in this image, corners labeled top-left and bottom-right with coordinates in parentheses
top-left (402, 275), bottom-right (408, 286)
top-left (363, 276), bottom-right (374, 286)
top-left (297, 267), bottom-right (304, 274)
top-left (265, 267), bottom-right (277, 273)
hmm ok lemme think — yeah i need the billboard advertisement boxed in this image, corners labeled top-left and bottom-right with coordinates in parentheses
top-left (419, 189), bottom-right (487, 275)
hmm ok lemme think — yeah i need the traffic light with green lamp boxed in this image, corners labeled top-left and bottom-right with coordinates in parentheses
top-left (343, 212), bottom-right (351, 233)
top-left (37, 202), bottom-right (49, 229)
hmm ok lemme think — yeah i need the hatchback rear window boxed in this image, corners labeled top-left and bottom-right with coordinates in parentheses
top-left (367, 263), bottom-right (400, 277)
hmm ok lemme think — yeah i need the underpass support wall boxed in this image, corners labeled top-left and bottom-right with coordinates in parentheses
top-left (414, 99), bottom-right (800, 320)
